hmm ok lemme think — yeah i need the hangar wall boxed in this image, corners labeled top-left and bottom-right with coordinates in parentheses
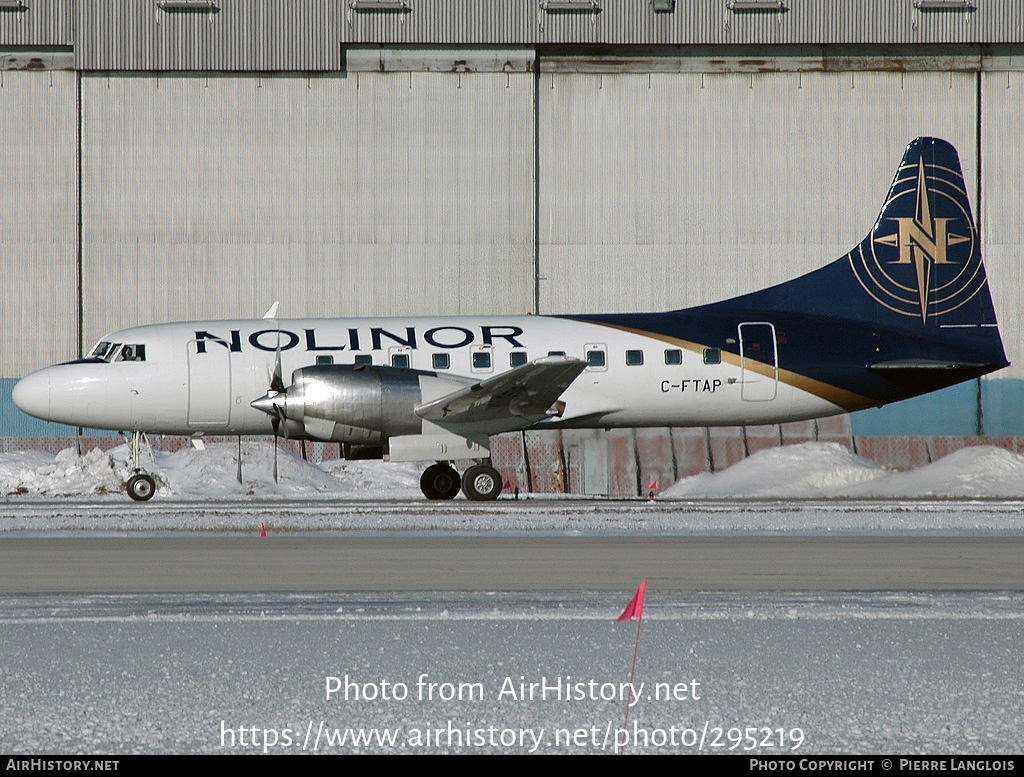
top-left (2, 62), bottom-right (1024, 450)
top-left (2, 0), bottom-right (1024, 487)
top-left (80, 71), bottom-right (535, 340)
top-left (537, 70), bottom-right (977, 315)
top-left (0, 71), bottom-right (77, 377)
top-left (977, 69), bottom-right (1024, 434)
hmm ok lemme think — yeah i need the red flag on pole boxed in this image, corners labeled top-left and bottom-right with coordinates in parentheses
top-left (616, 581), bottom-right (647, 622)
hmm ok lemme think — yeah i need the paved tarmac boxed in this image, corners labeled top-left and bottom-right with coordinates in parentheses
top-left (2, 535), bottom-right (1022, 593)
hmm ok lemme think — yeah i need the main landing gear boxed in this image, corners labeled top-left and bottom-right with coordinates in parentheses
top-left (125, 430), bottom-right (157, 502)
top-left (419, 462), bottom-right (503, 501)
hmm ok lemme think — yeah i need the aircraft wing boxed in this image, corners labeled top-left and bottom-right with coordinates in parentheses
top-left (414, 356), bottom-right (586, 433)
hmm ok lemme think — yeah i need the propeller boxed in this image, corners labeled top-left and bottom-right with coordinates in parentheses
top-left (250, 315), bottom-right (288, 483)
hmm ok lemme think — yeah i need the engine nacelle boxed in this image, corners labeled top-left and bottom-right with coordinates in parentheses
top-left (280, 364), bottom-right (446, 443)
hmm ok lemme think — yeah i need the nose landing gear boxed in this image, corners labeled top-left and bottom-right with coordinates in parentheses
top-left (127, 471), bottom-right (157, 501)
top-left (125, 430), bottom-right (157, 502)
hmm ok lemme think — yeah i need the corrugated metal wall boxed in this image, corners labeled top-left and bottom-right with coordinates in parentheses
top-left (76, 0), bottom-right (344, 71)
top-left (59, 0), bottom-right (1024, 68)
top-left (979, 69), bottom-right (1024, 427)
top-left (2, 2), bottom-right (1023, 71)
top-left (537, 70), bottom-right (976, 315)
top-left (3, 1), bottom-right (1024, 446)
top-left (0, 0), bottom-right (72, 47)
top-left (0, 70), bottom-right (77, 377)
top-left (79, 71), bottom-right (535, 342)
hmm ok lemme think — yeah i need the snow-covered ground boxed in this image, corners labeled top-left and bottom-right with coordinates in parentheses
top-left (2, 442), bottom-right (1023, 755)
top-left (664, 442), bottom-right (1024, 500)
top-left (0, 441), bottom-right (425, 502)
top-left (4, 441), bottom-right (1024, 534)
top-left (4, 439), bottom-right (1024, 503)
top-left (1, 590), bottom-right (1022, 754)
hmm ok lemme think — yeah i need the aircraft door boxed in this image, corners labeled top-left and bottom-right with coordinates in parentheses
top-left (187, 341), bottom-right (232, 426)
top-left (738, 322), bottom-right (778, 402)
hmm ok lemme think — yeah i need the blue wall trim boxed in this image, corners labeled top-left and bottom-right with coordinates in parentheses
top-left (849, 378), bottom-right (1024, 436)
top-left (849, 381), bottom-right (978, 436)
top-left (979, 379), bottom-right (1024, 436)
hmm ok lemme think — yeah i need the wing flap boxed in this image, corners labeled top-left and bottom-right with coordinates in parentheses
top-left (414, 356), bottom-right (586, 433)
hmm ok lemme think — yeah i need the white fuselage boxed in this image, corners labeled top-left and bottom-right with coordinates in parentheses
top-left (13, 315), bottom-right (845, 437)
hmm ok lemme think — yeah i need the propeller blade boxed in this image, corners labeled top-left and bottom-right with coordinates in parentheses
top-left (251, 327), bottom-right (286, 484)
top-left (270, 414), bottom-right (280, 483)
top-left (270, 332), bottom-right (285, 394)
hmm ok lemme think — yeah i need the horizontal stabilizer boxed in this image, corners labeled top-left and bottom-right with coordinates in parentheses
top-left (415, 356), bottom-right (586, 433)
top-left (870, 359), bottom-right (991, 372)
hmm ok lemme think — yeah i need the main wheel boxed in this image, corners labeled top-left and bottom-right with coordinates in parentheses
top-left (126, 473), bottom-right (156, 502)
top-left (461, 464), bottom-right (502, 501)
top-left (420, 463), bottom-right (461, 500)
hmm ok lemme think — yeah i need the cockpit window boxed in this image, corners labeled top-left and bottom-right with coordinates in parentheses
top-left (88, 341), bottom-right (146, 362)
top-left (90, 341), bottom-right (114, 360)
top-left (116, 344), bottom-right (146, 362)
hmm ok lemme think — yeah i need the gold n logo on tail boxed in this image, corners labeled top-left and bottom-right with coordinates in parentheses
top-left (873, 157), bottom-right (970, 322)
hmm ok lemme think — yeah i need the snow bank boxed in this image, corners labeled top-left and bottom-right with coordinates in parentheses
top-left (664, 442), bottom-right (1024, 499)
top-left (1, 441), bottom-right (422, 500)
top-left (4, 440), bottom-right (1024, 501)
top-left (663, 442), bottom-right (887, 498)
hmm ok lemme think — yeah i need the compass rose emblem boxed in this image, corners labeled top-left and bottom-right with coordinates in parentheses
top-left (850, 150), bottom-right (985, 323)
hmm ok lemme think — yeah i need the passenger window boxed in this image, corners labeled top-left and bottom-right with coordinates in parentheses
top-left (625, 349), bottom-right (644, 366)
top-left (510, 352), bottom-right (528, 368)
top-left (703, 348), bottom-right (721, 365)
top-left (354, 354), bottom-right (372, 366)
top-left (586, 350), bottom-right (606, 368)
top-left (432, 353), bottom-right (450, 370)
top-left (664, 349), bottom-right (682, 365)
top-left (316, 355), bottom-right (334, 366)
top-left (548, 350), bottom-right (566, 357)
top-left (392, 353), bottom-right (410, 368)
top-left (472, 351), bottom-right (492, 370)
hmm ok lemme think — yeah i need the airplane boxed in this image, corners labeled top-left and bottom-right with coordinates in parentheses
top-left (11, 137), bottom-right (1009, 501)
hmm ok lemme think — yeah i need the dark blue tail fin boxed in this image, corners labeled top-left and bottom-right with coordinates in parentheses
top-left (729, 137), bottom-right (1002, 334)
top-left (850, 136), bottom-right (996, 330)
top-left (708, 137), bottom-right (1003, 346)
top-left (690, 137), bottom-right (1007, 406)
top-left (571, 138), bottom-right (1006, 410)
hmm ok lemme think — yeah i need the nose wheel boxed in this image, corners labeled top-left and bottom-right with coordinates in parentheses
top-left (127, 472), bottom-right (156, 501)
top-left (124, 430), bottom-right (158, 501)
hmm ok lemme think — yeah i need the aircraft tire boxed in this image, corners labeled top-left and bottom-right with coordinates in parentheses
top-left (126, 473), bottom-right (156, 502)
top-left (420, 464), bottom-right (460, 500)
top-left (461, 464), bottom-right (502, 501)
